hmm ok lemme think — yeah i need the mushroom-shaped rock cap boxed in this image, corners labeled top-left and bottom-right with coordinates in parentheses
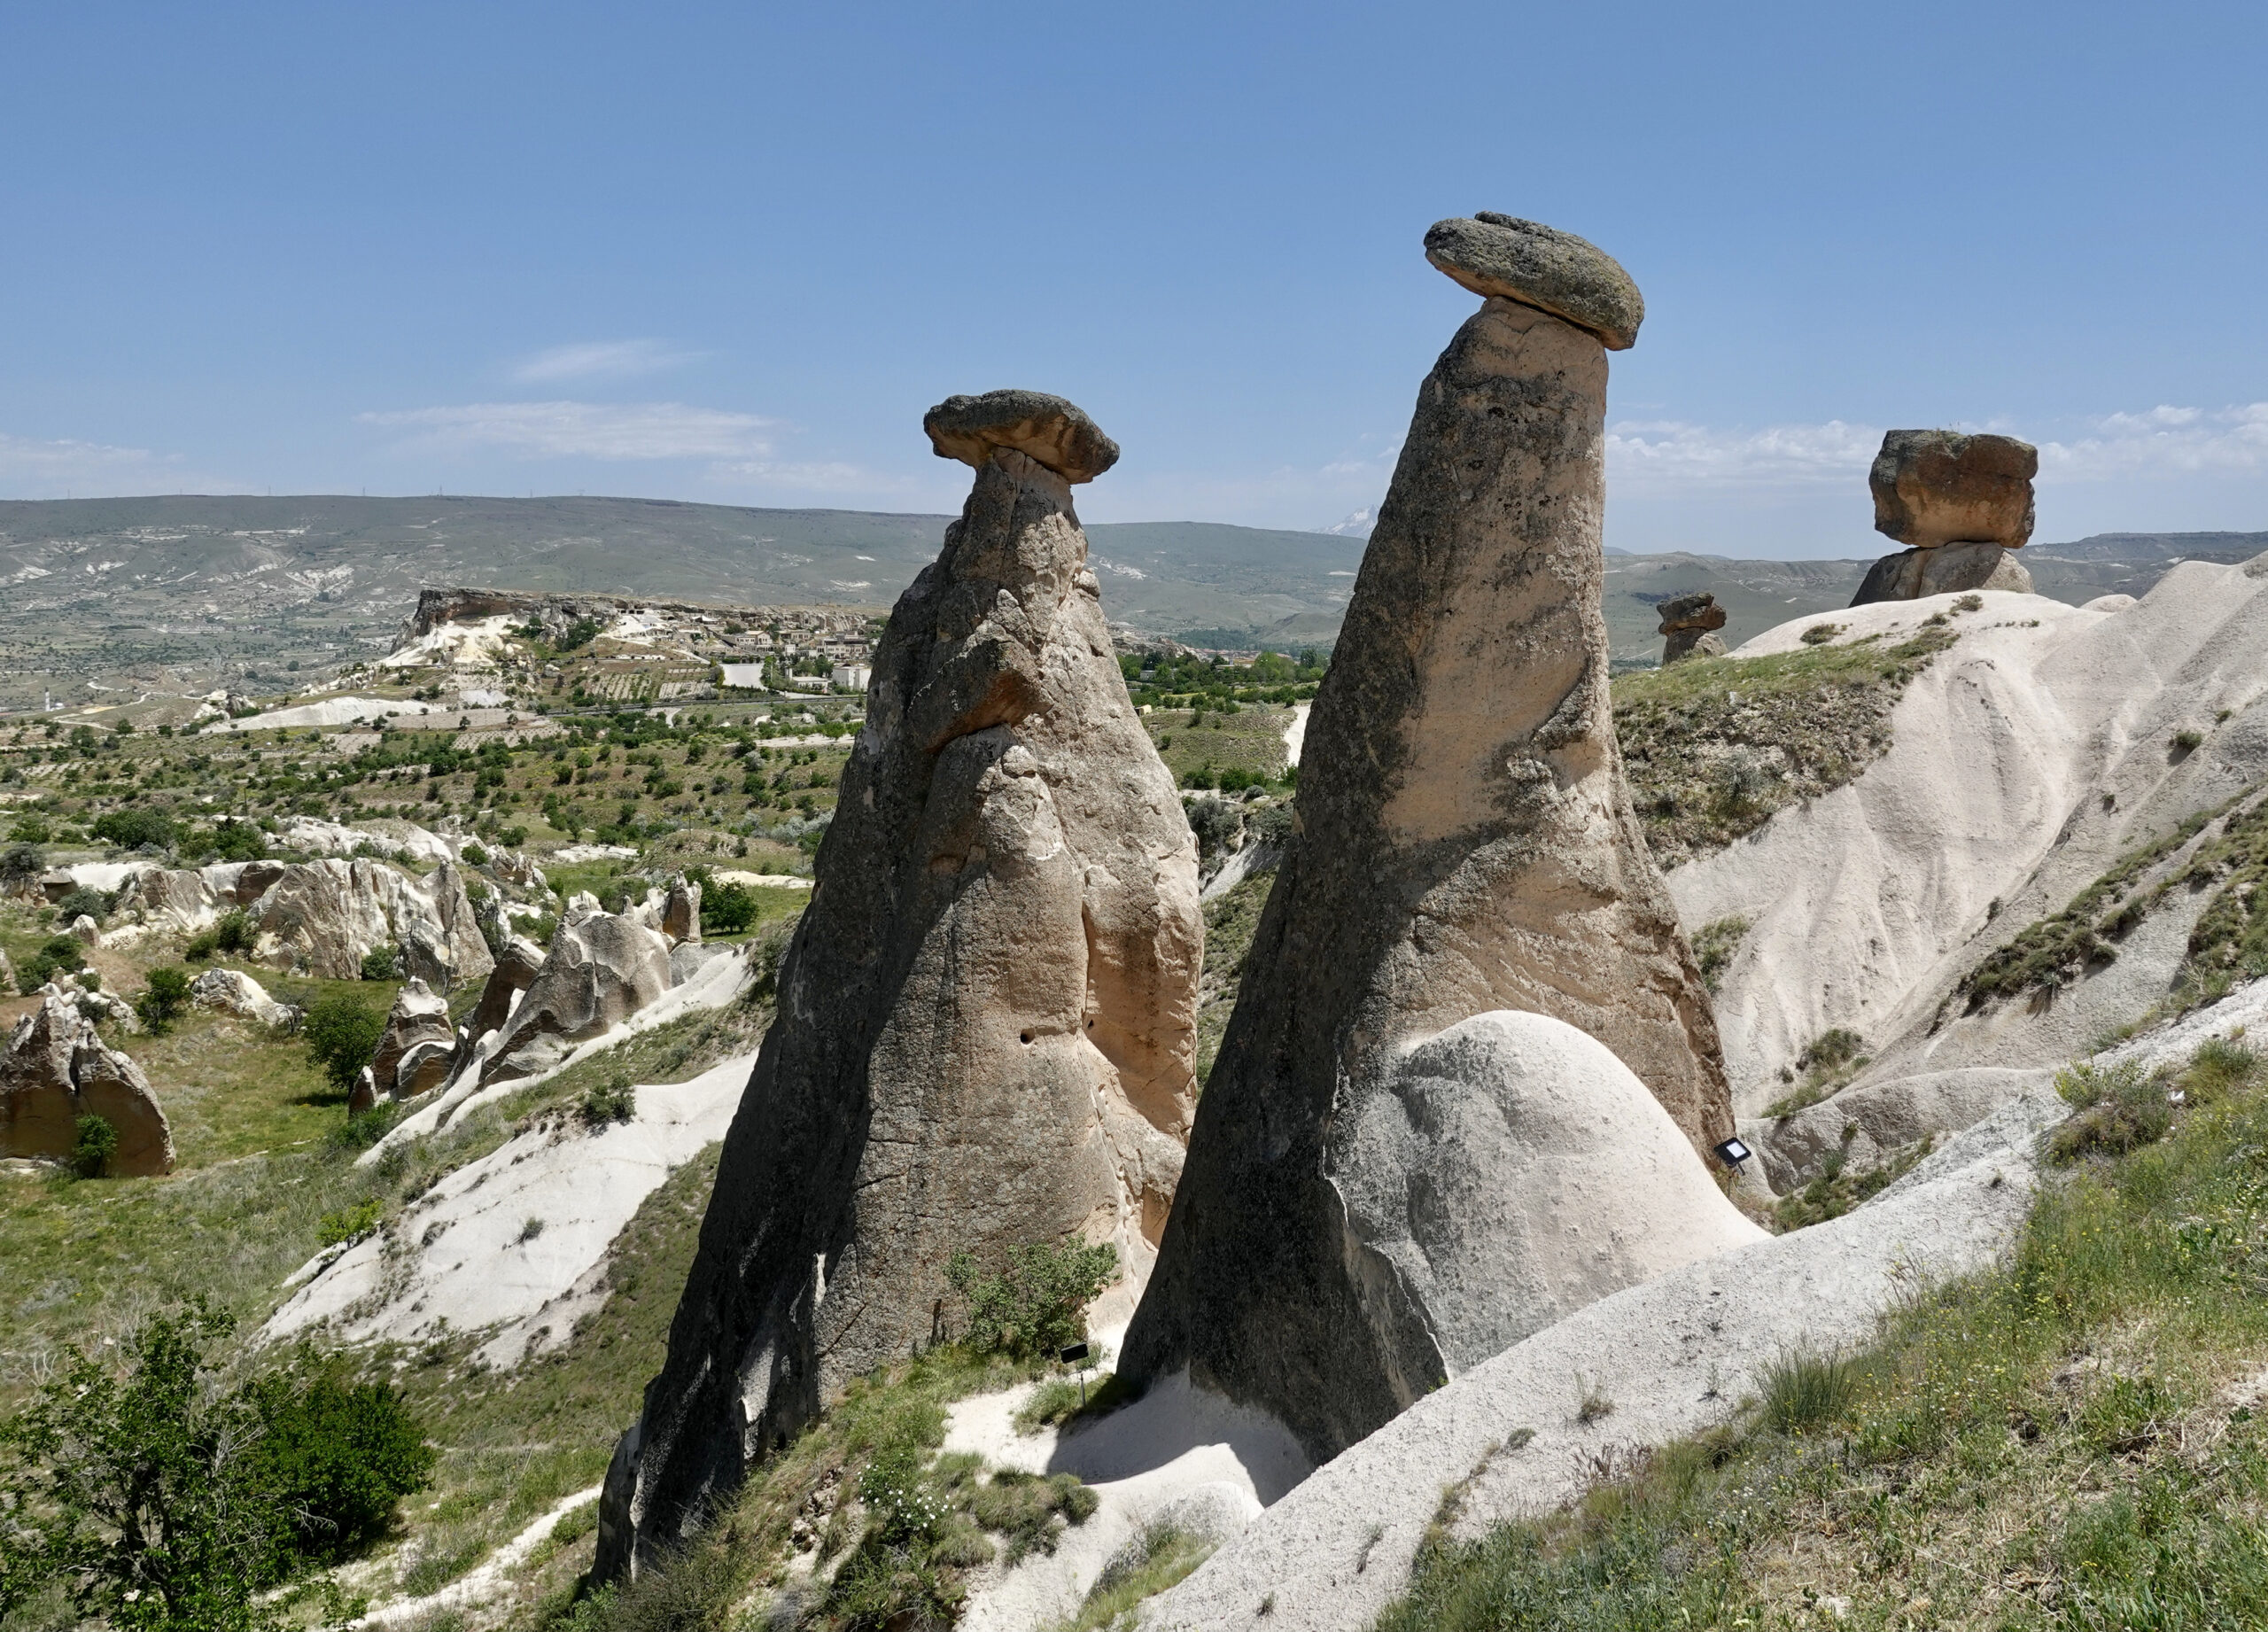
top-left (1424, 214), bottom-right (1645, 351)
top-left (923, 389), bottom-right (1120, 484)
top-left (1656, 592), bottom-right (1728, 635)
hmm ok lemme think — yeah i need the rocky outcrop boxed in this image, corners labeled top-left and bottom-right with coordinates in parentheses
top-left (1852, 540), bottom-right (2034, 605)
top-left (250, 859), bottom-right (493, 988)
top-left (112, 858), bottom-right (492, 990)
top-left (369, 978), bottom-right (458, 1099)
top-left (660, 876), bottom-right (700, 943)
top-left (66, 914), bottom-right (102, 948)
top-left (467, 934), bottom-right (547, 1044)
top-left (1121, 215), bottom-right (1736, 1465)
top-left (189, 968), bottom-right (298, 1029)
top-left (1852, 431), bottom-right (2039, 606)
top-left (595, 390), bottom-right (1200, 1581)
top-left (477, 912), bottom-right (672, 1085)
top-left (1657, 591), bottom-right (1728, 663)
top-left (1, 993), bottom-right (174, 1176)
top-left (1870, 430), bottom-right (2036, 549)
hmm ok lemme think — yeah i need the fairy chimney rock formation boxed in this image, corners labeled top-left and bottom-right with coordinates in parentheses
top-left (595, 390), bottom-right (1200, 1580)
top-left (1657, 592), bottom-right (1728, 664)
top-left (1852, 430), bottom-right (2038, 605)
top-left (1121, 214), bottom-right (1738, 1464)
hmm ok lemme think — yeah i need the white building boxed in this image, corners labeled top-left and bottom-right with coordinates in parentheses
top-left (831, 664), bottom-right (872, 692)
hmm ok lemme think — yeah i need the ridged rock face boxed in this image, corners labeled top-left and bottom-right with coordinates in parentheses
top-left (1850, 541), bottom-right (2035, 606)
top-left (478, 912), bottom-right (673, 1085)
top-left (1121, 277), bottom-right (1735, 1464)
top-left (1, 993), bottom-right (174, 1176)
top-left (369, 978), bottom-right (456, 1099)
top-left (595, 413), bottom-right (1199, 1581)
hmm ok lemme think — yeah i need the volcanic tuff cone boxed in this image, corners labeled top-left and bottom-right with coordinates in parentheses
top-left (595, 393), bottom-right (1200, 1580)
top-left (1121, 216), bottom-right (1737, 1463)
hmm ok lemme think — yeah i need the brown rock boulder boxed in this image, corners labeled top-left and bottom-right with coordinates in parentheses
top-left (595, 393), bottom-right (1199, 1581)
top-left (368, 978), bottom-right (456, 1100)
top-left (1423, 213), bottom-right (1645, 351)
top-left (661, 876), bottom-right (701, 944)
top-left (467, 934), bottom-right (548, 1044)
top-left (1850, 540), bottom-right (2035, 606)
top-left (0, 993), bottom-right (174, 1176)
top-left (1869, 429), bottom-right (2037, 549)
top-left (1657, 592), bottom-right (1729, 664)
top-left (1121, 225), bottom-right (1735, 1464)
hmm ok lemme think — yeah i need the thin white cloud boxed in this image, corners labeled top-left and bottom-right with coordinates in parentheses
top-left (707, 457), bottom-right (886, 492)
top-left (1603, 403), bottom-right (2268, 493)
top-left (360, 400), bottom-right (781, 462)
top-left (2036, 403), bottom-right (2268, 480)
top-left (0, 431), bottom-right (244, 498)
top-left (511, 339), bottom-right (706, 383)
top-left (1606, 419), bottom-right (1880, 489)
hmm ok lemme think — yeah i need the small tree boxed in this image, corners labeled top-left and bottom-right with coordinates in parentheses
top-left (302, 991), bottom-right (386, 1094)
top-left (359, 944), bottom-right (400, 982)
top-left (137, 968), bottom-right (193, 1034)
top-left (0, 1302), bottom-right (287, 1632)
top-left (946, 1240), bottom-right (1119, 1360)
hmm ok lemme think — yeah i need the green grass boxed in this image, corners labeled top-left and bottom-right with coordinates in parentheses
top-left (1014, 1370), bottom-right (1138, 1436)
top-left (1611, 627), bottom-right (1958, 867)
top-left (1377, 1035), bottom-right (2268, 1632)
top-left (1195, 871), bottom-right (1272, 1086)
top-left (1144, 704), bottom-right (1296, 788)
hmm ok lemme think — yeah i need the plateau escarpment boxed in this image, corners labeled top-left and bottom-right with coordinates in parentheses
top-left (594, 392), bottom-right (1201, 1579)
top-left (1123, 214), bottom-right (1743, 1464)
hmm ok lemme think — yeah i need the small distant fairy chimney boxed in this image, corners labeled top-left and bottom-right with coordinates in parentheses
top-left (1657, 592), bottom-right (1728, 663)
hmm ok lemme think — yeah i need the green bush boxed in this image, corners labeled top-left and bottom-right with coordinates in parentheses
top-left (136, 967), bottom-right (193, 1033)
top-left (303, 991), bottom-right (387, 1093)
top-left (214, 910), bottom-right (256, 955)
top-left (702, 880), bottom-right (757, 936)
top-left (90, 808), bottom-right (177, 851)
top-left (70, 1115), bottom-right (119, 1179)
top-left (52, 887), bottom-right (108, 923)
top-left (946, 1240), bottom-right (1118, 1360)
top-left (245, 1363), bottom-right (437, 1564)
top-left (577, 1075), bottom-right (638, 1129)
top-left (19, 934), bottom-right (88, 993)
top-left (7, 812), bottom-right (50, 843)
top-left (331, 1100), bottom-right (404, 1150)
top-left (316, 1200), bottom-right (385, 1247)
top-left (2050, 1058), bottom-right (2175, 1163)
top-left (360, 944), bottom-right (400, 981)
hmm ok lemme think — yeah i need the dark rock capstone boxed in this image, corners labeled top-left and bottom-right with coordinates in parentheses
top-left (923, 389), bottom-right (1122, 484)
top-left (1423, 214), bottom-right (1645, 350)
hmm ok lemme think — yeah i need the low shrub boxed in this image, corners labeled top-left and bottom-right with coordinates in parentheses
top-left (577, 1075), bottom-right (638, 1129)
top-left (317, 1199), bottom-right (386, 1247)
top-left (70, 1114), bottom-right (119, 1179)
top-left (90, 807), bottom-right (176, 851)
top-left (946, 1240), bottom-right (1118, 1360)
top-left (17, 929), bottom-right (86, 992)
top-left (52, 886), bottom-right (108, 923)
top-left (360, 944), bottom-right (401, 981)
top-left (1759, 1348), bottom-right (1858, 1433)
top-left (2050, 1058), bottom-right (2177, 1163)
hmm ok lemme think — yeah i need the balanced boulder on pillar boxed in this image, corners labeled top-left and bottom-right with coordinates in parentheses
top-left (595, 391), bottom-right (1200, 1580)
top-left (1121, 215), bottom-right (1744, 1463)
top-left (1852, 430), bottom-right (2037, 605)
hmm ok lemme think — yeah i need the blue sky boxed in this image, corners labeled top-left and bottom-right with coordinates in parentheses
top-left (3, 1), bottom-right (2264, 556)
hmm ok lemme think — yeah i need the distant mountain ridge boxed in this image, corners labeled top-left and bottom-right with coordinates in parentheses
top-left (0, 493), bottom-right (2256, 709)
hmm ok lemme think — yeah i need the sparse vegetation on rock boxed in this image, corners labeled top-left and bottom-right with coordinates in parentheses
top-left (1612, 627), bottom-right (1956, 868)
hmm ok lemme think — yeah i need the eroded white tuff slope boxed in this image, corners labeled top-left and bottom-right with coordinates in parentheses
top-left (1672, 558), bottom-right (2268, 1114)
top-left (1138, 1086), bottom-right (2062, 1632)
top-left (266, 1054), bottom-right (750, 1370)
